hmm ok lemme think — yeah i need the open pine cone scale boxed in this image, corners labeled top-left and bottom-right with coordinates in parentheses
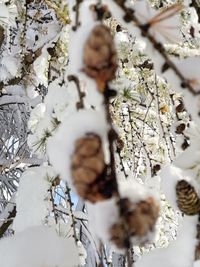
top-left (110, 197), bottom-right (160, 249)
top-left (83, 24), bottom-right (118, 92)
top-left (71, 133), bottom-right (117, 203)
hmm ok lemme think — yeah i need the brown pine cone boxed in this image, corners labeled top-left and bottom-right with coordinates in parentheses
top-left (176, 180), bottom-right (200, 215)
top-left (110, 197), bottom-right (160, 249)
top-left (83, 24), bottom-right (118, 93)
top-left (71, 133), bottom-right (116, 202)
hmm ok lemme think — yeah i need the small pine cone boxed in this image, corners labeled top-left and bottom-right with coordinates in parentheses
top-left (116, 137), bottom-right (124, 151)
top-left (175, 123), bottom-right (186, 134)
top-left (110, 197), bottom-right (160, 249)
top-left (71, 133), bottom-right (116, 202)
top-left (83, 24), bottom-right (118, 92)
top-left (52, 176), bottom-right (60, 187)
top-left (176, 180), bottom-right (200, 215)
top-left (176, 101), bottom-right (185, 113)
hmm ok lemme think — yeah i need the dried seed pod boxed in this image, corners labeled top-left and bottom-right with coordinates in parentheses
top-left (90, 4), bottom-right (111, 20)
top-left (116, 137), bottom-right (124, 151)
top-left (152, 164), bottom-right (161, 176)
top-left (175, 123), bottom-right (186, 134)
top-left (71, 133), bottom-right (116, 202)
top-left (176, 101), bottom-right (185, 113)
top-left (52, 176), bottom-right (60, 187)
top-left (160, 104), bottom-right (169, 113)
top-left (176, 180), bottom-right (200, 215)
top-left (83, 24), bottom-right (118, 92)
top-left (110, 197), bottom-right (160, 249)
top-left (181, 138), bottom-right (190, 150)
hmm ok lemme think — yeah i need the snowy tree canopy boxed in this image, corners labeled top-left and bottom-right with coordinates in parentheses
top-left (1, 0), bottom-right (200, 266)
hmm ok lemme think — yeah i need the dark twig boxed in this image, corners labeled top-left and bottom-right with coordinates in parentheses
top-left (49, 186), bottom-right (58, 224)
top-left (65, 186), bottom-right (79, 244)
top-left (104, 85), bottom-right (132, 267)
top-left (68, 75), bottom-right (85, 109)
top-left (72, 0), bottom-right (83, 31)
top-left (0, 206), bottom-right (16, 238)
top-left (104, 86), bottom-right (119, 197)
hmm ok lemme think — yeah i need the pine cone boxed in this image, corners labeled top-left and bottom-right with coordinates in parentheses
top-left (110, 197), bottom-right (160, 249)
top-left (83, 25), bottom-right (118, 92)
top-left (71, 133), bottom-right (116, 202)
top-left (176, 180), bottom-right (200, 215)
top-left (52, 176), bottom-right (60, 187)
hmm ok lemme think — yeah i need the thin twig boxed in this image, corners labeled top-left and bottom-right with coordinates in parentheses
top-left (49, 186), bottom-right (58, 224)
top-left (68, 75), bottom-right (85, 109)
top-left (72, 0), bottom-right (83, 31)
top-left (65, 186), bottom-right (79, 243)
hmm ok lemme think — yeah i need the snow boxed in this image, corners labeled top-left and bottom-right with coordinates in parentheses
top-left (28, 103), bottom-right (46, 134)
top-left (26, 19), bottom-right (60, 52)
top-left (173, 57), bottom-right (200, 91)
top-left (174, 123), bottom-right (200, 171)
top-left (3, 85), bottom-right (25, 96)
top-left (135, 215), bottom-right (198, 267)
top-left (160, 165), bottom-right (182, 210)
top-left (1, 54), bottom-right (19, 76)
top-left (87, 198), bottom-right (119, 244)
top-left (28, 78), bottom-right (80, 156)
top-left (119, 178), bottom-right (159, 204)
top-left (134, 1), bottom-right (182, 43)
top-left (87, 179), bottom-right (160, 251)
top-left (13, 166), bottom-right (57, 233)
top-left (33, 50), bottom-right (50, 87)
top-left (175, 146), bottom-right (200, 172)
top-left (0, 225), bottom-right (79, 267)
top-left (0, 53), bottom-right (20, 81)
top-left (79, 74), bottom-right (105, 108)
top-left (164, 122), bottom-right (200, 192)
top-left (68, 0), bottom-right (98, 74)
top-left (77, 240), bottom-right (87, 266)
top-left (44, 78), bottom-right (78, 121)
top-left (115, 32), bottom-right (129, 44)
top-left (0, 2), bottom-right (17, 27)
top-left (68, 21), bottom-right (98, 74)
top-left (47, 109), bottom-right (109, 185)
top-left (67, 0), bottom-right (104, 108)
